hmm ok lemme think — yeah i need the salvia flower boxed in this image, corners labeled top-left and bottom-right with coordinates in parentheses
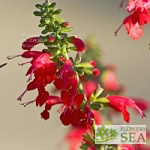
top-left (107, 95), bottom-right (147, 123)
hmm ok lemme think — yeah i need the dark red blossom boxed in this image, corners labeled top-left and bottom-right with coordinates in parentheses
top-left (60, 90), bottom-right (84, 126)
top-left (71, 37), bottom-right (86, 52)
top-left (22, 37), bottom-right (40, 50)
top-left (81, 105), bottom-right (95, 128)
top-left (53, 60), bottom-right (75, 90)
top-left (107, 95), bottom-right (147, 123)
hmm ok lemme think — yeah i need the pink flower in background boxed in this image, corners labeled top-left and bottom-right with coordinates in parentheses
top-left (84, 81), bottom-right (97, 100)
top-left (107, 95), bottom-right (147, 123)
top-left (116, 1), bottom-right (150, 39)
top-left (119, 144), bottom-right (135, 150)
top-left (127, 0), bottom-right (150, 12)
top-left (101, 70), bottom-right (119, 91)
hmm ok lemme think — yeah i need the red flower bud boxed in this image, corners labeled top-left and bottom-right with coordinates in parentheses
top-left (93, 69), bottom-right (100, 76)
top-left (64, 22), bottom-right (69, 27)
top-left (90, 60), bottom-right (96, 67)
top-left (49, 36), bottom-right (55, 42)
top-left (22, 37), bottom-right (40, 50)
top-left (71, 37), bottom-right (86, 52)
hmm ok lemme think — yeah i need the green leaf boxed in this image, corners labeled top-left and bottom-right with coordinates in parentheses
top-left (33, 11), bottom-right (42, 16)
top-left (60, 27), bottom-right (73, 32)
top-left (82, 134), bottom-right (94, 145)
top-left (42, 29), bottom-right (49, 34)
top-left (76, 62), bottom-right (92, 68)
top-left (90, 103), bottom-right (101, 110)
top-left (35, 4), bottom-right (43, 9)
top-left (94, 98), bottom-right (109, 103)
top-left (55, 17), bottom-right (64, 23)
top-left (75, 53), bottom-right (81, 64)
top-left (52, 9), bottom-right (62, 15)
top-left (39, 23), bottom-right (45, 27)
top-left (80, 143), bottom-right (89, 150)
top-left (93, 85), bottom-right (104, 99)
top-left (49, 2), bottom-right (56, 8)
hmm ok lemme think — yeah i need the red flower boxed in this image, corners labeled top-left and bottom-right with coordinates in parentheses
top-left (41, 95), bottom-right (62, 120)
top-left (22, 37), bottom-right (40, 50)
top-left (119, 144), bottom-right (135, 150)
top-left (83, 81), bottom-right (97, 100)
top-left (66, 127), bottom-right (87, 150)
top-left (127, 0), bottom-right (150, 12)
top-left (101, 70), bottom-right (119, 91)
top-left (71, 37), bottom-right (86, 52)
top-left (17, 52), bottom-right (57, 101)
top-left (53, 60), bottom-right (75, 90)
top-left (107, 95), bottom-right (147, 123)
top-left (60, 90), bottom-right (84, 126)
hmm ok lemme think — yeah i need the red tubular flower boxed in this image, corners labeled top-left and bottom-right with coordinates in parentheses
top-left (83, 81), bottom-right (97, 100)
top-left (22, 37), bottom-right (40, 50)
top-left (17, 52), bottom-right (57, 101)
top-left (71, 37), bottom-right (86, 52)
top-left (81, 105), bottom-right (95, 128)
top-left (60, 89), bottom-right (84, 126)
top-left (41, 95), bottom-right (62, 120)
top-left (53, 60), bottom-right (75, 90)
top-left (107, 95), bottom-right (147, 123)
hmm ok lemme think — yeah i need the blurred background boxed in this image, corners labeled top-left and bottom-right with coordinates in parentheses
top-left (0, 0), bottom-right (150, 149)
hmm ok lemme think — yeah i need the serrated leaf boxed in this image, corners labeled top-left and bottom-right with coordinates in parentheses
top-left (94, 98), bottom-right (109, 103)
top-left (33, 11), bottom-right (41, 16)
